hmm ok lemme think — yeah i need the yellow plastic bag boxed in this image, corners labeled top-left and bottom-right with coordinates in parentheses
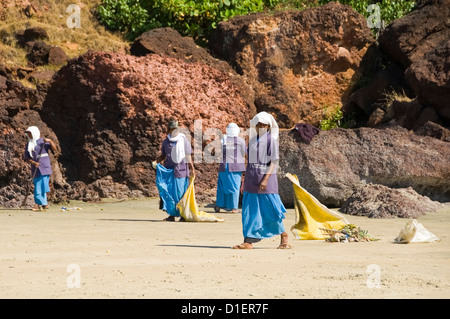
top-left (286, 173), bottom-right (349, 240)
top-left (177, 176), bottom-right (224, 222)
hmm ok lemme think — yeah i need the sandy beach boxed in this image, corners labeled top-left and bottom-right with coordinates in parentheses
top-left (0, 198), bottom-right (449, 299)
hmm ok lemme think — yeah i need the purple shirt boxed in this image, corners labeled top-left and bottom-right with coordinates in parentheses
top-left (243, 132), bottom-right (279, 194)
top-left (218, 136), bottom-right (246, 172)
top-left (161, 135), bottom-right (192, 178)
top-left (23, 138), bottom-right (53, 177)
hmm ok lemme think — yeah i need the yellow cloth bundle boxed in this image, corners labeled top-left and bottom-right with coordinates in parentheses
top-left (177, 177), bottom-right (225, 222)
top-left (286, 173), bottom-right (349, 240)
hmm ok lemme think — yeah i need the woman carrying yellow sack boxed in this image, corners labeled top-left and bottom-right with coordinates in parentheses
top-left (233, 112), bottom-right (291, 249)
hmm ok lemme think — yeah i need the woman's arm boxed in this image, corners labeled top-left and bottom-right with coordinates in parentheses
top-left (259, 161), bottom-right (277, 192)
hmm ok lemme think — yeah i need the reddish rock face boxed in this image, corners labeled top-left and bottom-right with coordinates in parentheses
top-left (41, 51), bottom-right (253, 201)
top-left (209, 2), bottom-right (374, 128)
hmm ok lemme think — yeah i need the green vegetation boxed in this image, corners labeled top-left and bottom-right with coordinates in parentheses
top-left (320, 105), bottom-right (344, 130)
top-left (317, 0), bottom-right (416, 27)
top-left (97, 0), bottom-right (416, 42)
top-left (97, 0), bottom-right (280, 42)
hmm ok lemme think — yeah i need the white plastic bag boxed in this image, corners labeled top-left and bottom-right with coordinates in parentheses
top-left (394, 219), bottom-right (440, 244)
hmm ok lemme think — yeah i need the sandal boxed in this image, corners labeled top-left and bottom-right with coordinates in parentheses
top-left (163, 216), bottom-right (176, 222)
top-left (232, 243), bottom-right (253, 249)
top-left (31, 205), bottom-right (41, 212)
top-left (277, 243), bottom-right (292, 249)
top-left (214, 206), bottom-right (220, 213)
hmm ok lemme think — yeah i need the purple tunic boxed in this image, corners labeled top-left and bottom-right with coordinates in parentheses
top-left (218, 136), bottom-right (246, 172)
top-left (23, 138), bottom-right (53, 178)
top-left (243, 132), bottom-right (279, 194)
top-left (161, 135), bottom-right (192, 178)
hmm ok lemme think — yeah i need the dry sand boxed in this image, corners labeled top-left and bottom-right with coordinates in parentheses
top-left (0, 198), bottom-right (449, 299)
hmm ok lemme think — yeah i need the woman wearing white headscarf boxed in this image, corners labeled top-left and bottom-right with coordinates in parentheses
top-left (233, 112), bottom-right (290, 249)
top-left (215, 123), bottom-right (246, 213)
top-left (23, 126), bottom-right (57, 211)
top-left (154, 119), bottom-right (195, 222)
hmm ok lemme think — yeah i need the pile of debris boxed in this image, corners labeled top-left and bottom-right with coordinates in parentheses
top-left (321, 224), bottom-right (379, 243)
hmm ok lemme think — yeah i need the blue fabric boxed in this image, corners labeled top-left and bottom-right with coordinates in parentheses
top-left (241, 192), bottom-right (286, 239)
top-left (156, 164), bottom-right (189, 217)
top-left (216, 164), bottom-right (242, 211)
top-left (33, 174), bottom-right (50, 206)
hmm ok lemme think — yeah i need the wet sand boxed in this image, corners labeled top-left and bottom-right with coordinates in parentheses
top-left (0, 198), bottom-right (449, 299)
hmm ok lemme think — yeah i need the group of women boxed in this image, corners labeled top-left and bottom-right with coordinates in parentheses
top-left (154, 112), bottom-right (291, 249)
top-left (23, 112), bottom-right (290, 249)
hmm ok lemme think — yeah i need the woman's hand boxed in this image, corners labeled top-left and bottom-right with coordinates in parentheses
top-left (259, 178), bottom-right (268, 192)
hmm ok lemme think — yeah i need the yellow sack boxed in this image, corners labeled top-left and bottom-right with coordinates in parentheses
top-left (177, 176), bottom-right (224, 222)
top-left (286, 173), bottom-right (349, 240)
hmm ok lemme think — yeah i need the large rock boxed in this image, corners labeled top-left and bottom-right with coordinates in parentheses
top-left (340, 183), bottom-right (447, 219)
top-left (130, 27), bottom-right (256, 117)
top-left (209, 2), bottom-right (374, 127)
top-left (41, 51), bottom-right (253, 201)
top-left (378, 0), bottom-right (450, 124)
top-left (278, 126), bottom-right (450, 208)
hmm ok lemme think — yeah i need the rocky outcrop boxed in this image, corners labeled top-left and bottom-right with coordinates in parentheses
top-left (349, 0), bottom-right (450, 128)
top-left (340, 184), bottom-right (446, 219)
top-left (278, 126), bottom-right (450, 208)
top-left (209, 2), bottom-right (374, 128)
top-left (40, 51), bottom-right (253, 202)
top-left (130, 27), bottom-right (256, 117)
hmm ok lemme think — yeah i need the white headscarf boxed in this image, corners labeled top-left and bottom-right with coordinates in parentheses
top-left (168, 131), bottom-right (187, 164)
top-left (221, 123), bottom-right (240, 145)
top-left (25, 126), bottom-right (40, 158)
top-left (249, 112), bottom-right (279, 140)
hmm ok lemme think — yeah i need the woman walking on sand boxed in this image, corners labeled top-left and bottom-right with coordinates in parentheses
top-left (154, 119), bottom-right (195, 222)
top-left (23, 126), bottom-right (56, 211)
top-left (215, 123), bottom-right (246, 213)
top-left (233, 112), bottom-right (291, 249)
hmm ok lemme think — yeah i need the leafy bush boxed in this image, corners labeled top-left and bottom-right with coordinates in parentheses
top-left (97, 0), bottom-right (150, 40)
top-left (98, 0), bottom-right (280, 42)
top-left (317, 0), bottom-right (416, 27)
top-left (320, 105), bottom-right (344, 130)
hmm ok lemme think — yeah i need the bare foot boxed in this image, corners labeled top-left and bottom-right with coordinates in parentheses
top-left (278, 232), bottom-right (292, 249)
top-left (232, 242), bottom-right (253, 249)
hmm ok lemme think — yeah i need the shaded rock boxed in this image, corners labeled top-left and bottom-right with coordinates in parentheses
top-left (391, 99), bottom-right (443, 131)
top-left (344, 62), bottom-right (412, 122)
top-left (340, 183), bottom-right (446, 218)
top-left (26, 41), bottom-right (51, 66)
top-left (415, 121), bottom-right (450, 141)
top-left (378, 0), bottom-right (450, 124)
top-left (16, 26), bottom-right (49, 48)
top-left (209, 2), bottom-right (374, 127)
top-left (405, 40), bottom-right (450, 124)
top-left (278, 126), bottom-right (450, 208)
top-left (41, 51), bottom-right (253, 201)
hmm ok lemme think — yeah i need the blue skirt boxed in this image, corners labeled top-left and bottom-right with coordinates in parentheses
top-left (156, 164), bottom-right (189, 217)
top-left (34, 175), bottom-right (50, 206)
top-left (216, 164), bottom-right (242, 211)
top-left (241, 192), bottom-right (286, 239)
